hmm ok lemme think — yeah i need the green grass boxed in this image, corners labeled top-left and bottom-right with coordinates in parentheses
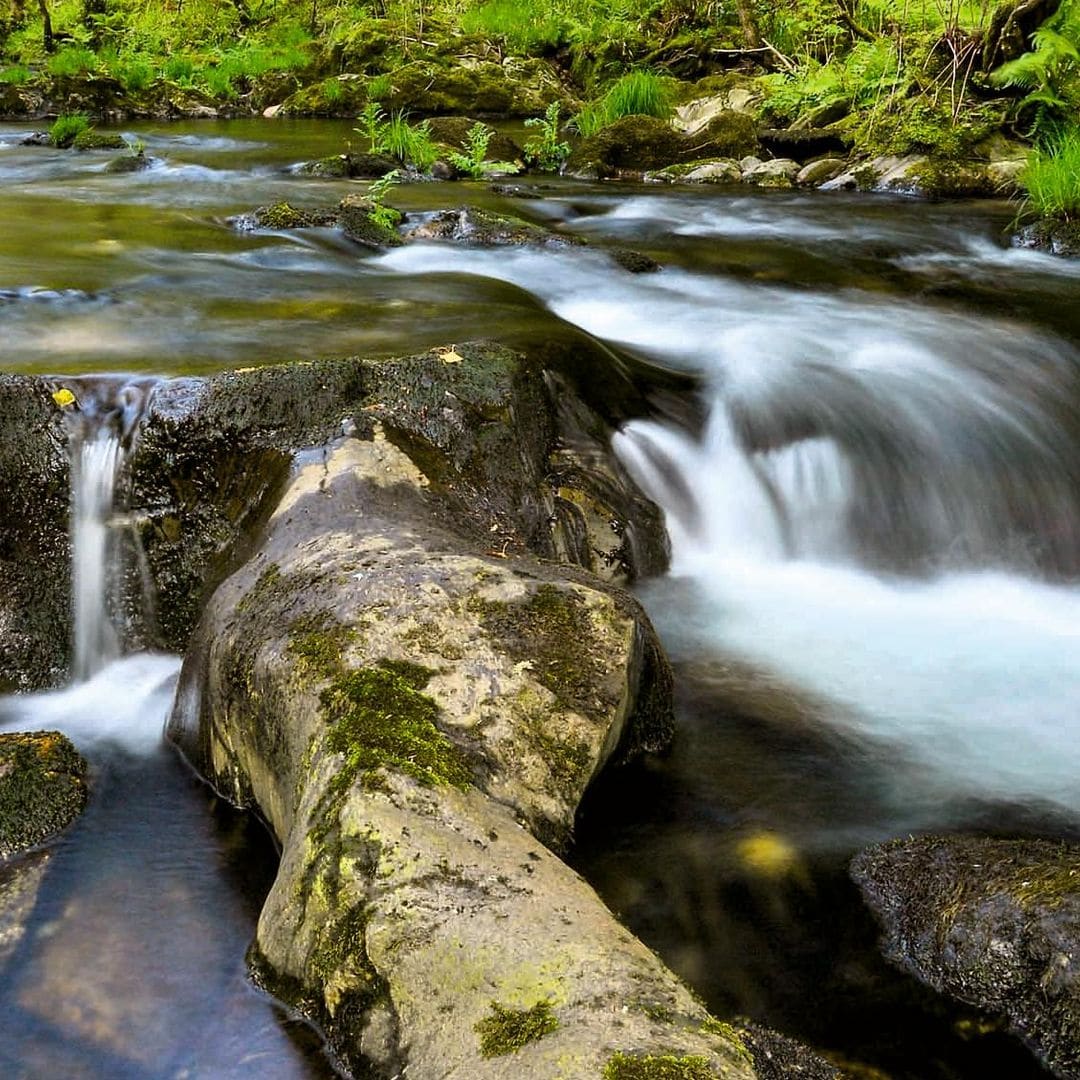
top-left (46, 46), bottom-right (98, 77)
top-left (0, 65), bottom-right (32, 85)
top-left (49, 112), bottom-right (91, 147)
top-left (1021, 128), bottom-right (1080, 220)
top-left (575, 69), bottom-right (672, 136)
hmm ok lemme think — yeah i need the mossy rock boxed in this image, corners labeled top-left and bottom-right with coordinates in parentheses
top-left (404, 206), bottom-right (580, 248)
top-left (383, 58), bottom-right (571, 117)
top-left (566, 116), bottom-right (687, 179)
top-left (103, 149), bottom-right (152, 174)
top-left (852, 835), bottom-right (1080, 1078)
top-left (1013, 219), bottom-right (1080, 259)
top-left (295, 151), bottom-right (399, 179)
top-left (337, 192), bottom-right (404, 249)
top-left (566, 113), bottom-right (758, 179)
top-left (72, 129), bottom-right (128, 151)
top-left (905, 158), bottom-right (994, 199)
top-left (233, 202), bottom-right (338, 232)
top-left (0, 731), bottom-right (88, 858)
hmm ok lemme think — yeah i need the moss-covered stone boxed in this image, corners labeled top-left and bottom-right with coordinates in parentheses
top-left (602, 1051), bottom-right (719, 1079)
top-left (404, 205), bottom-right (579, 248)
top-left (0, 732), bottom-right (88, 859)
top-left (71, 129), bottom-right (128, 150)
top-left (296, 151), bottom-right (400, 178)
top-left (474, 1000), bottom-right (559, 1057)
top-left (322, 666), bottom-right (472, 791)
top-left (852, 834), bottom-right (1080, 1078)
top-left (248, 202), bottom-right (337, 230)
top-left (337, 192), bottom-right (404, 249)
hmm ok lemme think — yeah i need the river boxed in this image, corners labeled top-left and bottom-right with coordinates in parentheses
top-left (1, 118), bottom-right (1078, 1079)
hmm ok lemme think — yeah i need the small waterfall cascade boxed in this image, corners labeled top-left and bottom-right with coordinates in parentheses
top-left (613, 312), bottom-right (1080, 813)
top-left (63, 377), bottom-right (158, 681)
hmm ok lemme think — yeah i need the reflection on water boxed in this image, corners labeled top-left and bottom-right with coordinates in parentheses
top-left (0, 657), bottom-right (337, 1079)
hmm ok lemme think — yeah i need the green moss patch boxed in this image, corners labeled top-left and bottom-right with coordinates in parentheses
top-left (602, 1052), bottom-right (718, 1079)
top-left (322, 666), bottom-right (471, 790)
top-left (474, 1000), bottom-right (558, 1057)
top-left (0, 731), bottom-right (88, 858)
top-left (473, 583), bottom-right (605, 718)
top-left (289, 614), bottom-right (358, 680)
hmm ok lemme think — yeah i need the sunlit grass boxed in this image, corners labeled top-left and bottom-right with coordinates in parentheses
top-left (574, 70), bottom-right (672, 136)
top-left (1021, 128), bottom-right (1080, 220)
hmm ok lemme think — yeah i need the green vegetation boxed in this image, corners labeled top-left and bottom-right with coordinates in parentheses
top-left (575, 70), bottom-right (673, 137)
top-left (356, 102), bottom-right (438, 170)
top-left (447, 120), bottom-right (521, 177)
top-left (474, 1000), bottom-right (559, 1057)
top-left (48, 111), bottom-right (89, 147)
top-left (602, 1052), bottom-right (718, 1079)
top-left (366, 169), bottom-right (403, 229)
top-left (524, 101), bottom-right (571, 171)
top-left (1021, 128), bottom-right (1080, 220)
top-left (321, 664), bottom-right (472, 791)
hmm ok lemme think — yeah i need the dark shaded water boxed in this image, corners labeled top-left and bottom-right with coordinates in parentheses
top-left (1, 118), bottom-right (1078, 1078)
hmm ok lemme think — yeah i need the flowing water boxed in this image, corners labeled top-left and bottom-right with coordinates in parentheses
top-left (1, 118), bottom-right (1078, 1078)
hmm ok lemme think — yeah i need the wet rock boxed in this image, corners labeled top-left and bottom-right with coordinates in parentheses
top-left (404, 205), bottom-right (581, 247)
top-left (337, 192), bottom-right (405, 249)
top-left (103, 149), bottom-right (153, 174)
top-left (852, 835), bottom-right (1080, 1078)
top-left (230, 201), bottom-right (338, 232)
top-left (0, 732), bottom-right (88, 858)
top-left (796, 157), bottom-right (847, 187)
top-left (126, 344), bottom-right (663, 656)
top-left (18, 131), bottom-right (52, 147)
top-left (742, 158), bottom-right (801, 188)
top-left (1012, 219), bottom-right (1080, 258)
top-left (165, 342), bottom-right (773, 1079)
top-left (565, 112), bottom-right (758, 180)
top-left (646, 158), bottom-right (742, 184)
top-left (739, 1023), bottom-right (846, 1079)
top-left (424, 116), bottom-right (524, 164)
top-left (610, 249), bottom-right (662, 273)
top-left (0, 377), bottom-right (71, 690)
top-left (294, 151), bottom-right (399, 179)
top-left (72, 130), bottom-right (128, 151)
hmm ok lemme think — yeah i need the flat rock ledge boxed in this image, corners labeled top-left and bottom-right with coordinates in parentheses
top-left (852, 835), bottom-right (1080, 1078)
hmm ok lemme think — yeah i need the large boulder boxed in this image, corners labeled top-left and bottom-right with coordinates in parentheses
top-left (167, 344), bottom-right (765, 1078)
top-left (0, 377), bottom-right (71, 690)
top-left (127, 344), bottom-right (666, 656)
top-left (852, 835), bottom-right (1080, 1077)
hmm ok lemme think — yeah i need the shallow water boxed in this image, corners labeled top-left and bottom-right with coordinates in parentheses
top-left (1, 118), bottom-right (1078, 1078)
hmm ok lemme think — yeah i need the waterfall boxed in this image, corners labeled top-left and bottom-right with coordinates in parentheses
top-left (71, 427), bottom-right (125, 680)
top-left (64, 377), bottom-right (158, 682)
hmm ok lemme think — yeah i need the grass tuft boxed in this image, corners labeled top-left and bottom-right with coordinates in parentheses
top-left (1021, 128), bottom-right (1080, 220)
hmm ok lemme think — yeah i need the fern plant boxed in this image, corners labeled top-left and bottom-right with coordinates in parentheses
top-left (524, 102), bottom-right (570, 171)
top-left (991, 0), bottom-right (1080, 138)
top-left (447, 122), bottom-right (520, 178)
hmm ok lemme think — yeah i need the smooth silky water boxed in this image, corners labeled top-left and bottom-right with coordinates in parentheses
top-left (1, 119), bottom-right (1078, 1077)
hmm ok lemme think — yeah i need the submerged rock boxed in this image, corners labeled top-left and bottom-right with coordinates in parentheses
top-left (0, 731), bottom-right (88, 859)
top-left (852, 834), bottom-right (1080, 1077)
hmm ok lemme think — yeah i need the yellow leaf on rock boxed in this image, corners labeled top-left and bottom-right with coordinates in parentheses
top-left (51, 388), bottom-right (76, 408)
top-left (438, 349), bottom-right (463, 364)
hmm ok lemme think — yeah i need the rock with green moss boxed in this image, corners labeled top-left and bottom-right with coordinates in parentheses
top-left (337, 192), bottom-right (405, 249)
top-left (1013, 220), bottom-right (1080, 259)
top-left (71, 130), bottom-right (128, 151)
top-left (424, 116), bottom-right (524, 165)
top-left (294, 151), bottom-right (400, 179)
top-left (565, 113), bottom-right (758, 180)
top-left (0, 731), bottom-right (88, 858)
top-left (103, 149), bottom-right (153, 174)
top-left (404, 206), bottom-right (581, 248)
top-left (646, 158), bottom-right (742, 184)
top-left (852, 835), bottom-right (1080, 1077)
top-left (161, 339), bottom-right (773, 1078)
top-left (231, 202), bottom-right (338, 232)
